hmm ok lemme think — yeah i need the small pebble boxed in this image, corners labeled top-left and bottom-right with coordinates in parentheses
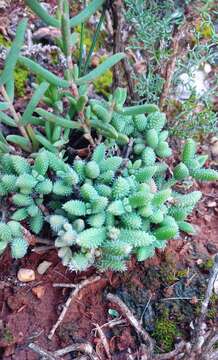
top-left (206, 243), bottom-right (218, 255)
top-left (17, 269), bottom-right (35, 282)
top-left (196, 259), bottom-right (203, 265)
top-left (91, 55), bottom-right (100, 67)
top-left (207, 200), bottom-right (216, 208)
top-left (37, 261), bottom-right (52, 275)
top-left (204, 63), bottom-right (212, 74)
top-left (190, 296), bottom-right (198, 305)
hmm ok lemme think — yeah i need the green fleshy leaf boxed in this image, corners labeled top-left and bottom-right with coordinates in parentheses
top-left (77, 227), bottom-right (106, 248)
top-left (26, 0), bottom-right (60, 27)
top-left (36, 108), bottom-right (81, 129)
top-left (121, 104), bottom-right (159, 116)
top-left (76, 53), bottom-right (125, 85)
top-left (6, 135), bottom-right (31, 152)
top-left (21, 82), bottom-right (50, 124)
top-left (18, 56), bottom-right (69, 88)
top-left (63, 200), bottom-right (86, 216)
top-left (70, 0), bottom-right (105, 27)
top-left (0, 19), bottom-right (28, 85)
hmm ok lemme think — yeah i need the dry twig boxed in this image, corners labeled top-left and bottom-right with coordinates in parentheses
top-left (111, 0), bottom-right (122, 89)
top-left (190, 254), bottom-right (218, 357)
top-left (54, 342), bottom-right (93, 356)
top-left (28, 343), bottom-right (59, 360)
top-left (53, 283), bottom-right (78, 288)
top-left (159, 23), bottom-right (188, 110)
top-left (94, 323), bottom-right (111, 359)
top-left (48, 276), bottom-right (101, 340)
top-left (106, 293), bottom-right (154, 353)
top-left (111, 1), bottom-right (138, 100)
top-left (154, 341), bottom-right (187, 360)
top-left (93, 317), bottom-right (126, 330)
top-left (32, 245), bottom-right (55, 254)
top-left (32, 342), bottom-right (97, 360)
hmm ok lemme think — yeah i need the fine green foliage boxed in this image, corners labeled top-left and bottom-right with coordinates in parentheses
top-left (124, 0), bottom-right (184, 104)
top-left (125, 0), bottom-right (218, 139)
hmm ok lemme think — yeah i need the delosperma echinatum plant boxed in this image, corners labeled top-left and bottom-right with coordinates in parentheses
top-left (0, 0), bottom-right (217, 270)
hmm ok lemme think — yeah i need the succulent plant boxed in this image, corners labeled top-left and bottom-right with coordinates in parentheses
top-left (46, 130), bottom-right (218, 272)
top-left (0, 0), bottom-right (217, 272)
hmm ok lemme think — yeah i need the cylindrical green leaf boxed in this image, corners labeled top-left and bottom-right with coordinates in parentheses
top-left (121, 104), bottom-right (159, 116)
top-left (0, 102), bottom-right (9, 111)
top-left (70, 0), bottom-right (105, 27)
top-left (61, 0), bottom-right (71, 58)
top-left (6, 135), bottom-right (31, 152)
top-left (26, 0), bottom-right (60, 28)
top-left (34, 132), bottom-right (57, 152)
top-left (76, 53), bottom-right (125, 85)
top-left (0, 19), bottom-right (28, 85)
top-left (18, 56), bottom-right (69, 88)
top-left (36, 108), bottom-right (81, 129)
top-left (21, 82), bottom-right (49, 124)
top-left (90, 119), bottom-right (118, 139)
top-left (0, 112), bottom-right (16, 127)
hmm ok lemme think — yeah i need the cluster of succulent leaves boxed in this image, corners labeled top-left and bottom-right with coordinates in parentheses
top-left (0, 0), bottom-right (218, 271)
top-left (0, 220), bottom-right (28, 260)
top-left (46, 118), bottom-right (218, 271)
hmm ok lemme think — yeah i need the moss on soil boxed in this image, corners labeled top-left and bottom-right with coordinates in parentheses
top-left (153, 309), bottom-right (180, 352)
top-left (2, 328), bottom-right (13, 343)
top-left (93, 57), bottom-right (113, 97)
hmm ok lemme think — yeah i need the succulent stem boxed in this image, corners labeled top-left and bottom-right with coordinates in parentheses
top-left (0, 85), bottom-right (32, 150)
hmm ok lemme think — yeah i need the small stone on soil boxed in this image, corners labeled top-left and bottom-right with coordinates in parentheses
top-left (17, 269), bottom-right (35, 282)
top-left (206, 243), bottom-right (218, 254)
top-left (37, 261), bottom-right (52, 275)
top-left (207, 200), bottom-right (217, 208)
